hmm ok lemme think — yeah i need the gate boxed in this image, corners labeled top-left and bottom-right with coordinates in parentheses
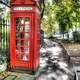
top-left (0, 18), bottom-right (10, 64)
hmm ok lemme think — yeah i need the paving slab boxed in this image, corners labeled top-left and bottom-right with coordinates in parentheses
top-left (4, 75), bottom-right (16, 80)
top-left (0, 71), bottom-right (36, 80)
top-left (0, 72), bottom-right (10, 80)
top-left (15, 76), bottom-right (35, 80)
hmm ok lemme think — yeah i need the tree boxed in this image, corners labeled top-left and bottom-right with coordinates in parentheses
top-left (0, 0), bottom-right (10, 7)
top-left (38, 0), bottom-right (45, 19)
top-left (41, 1), bottom-right (59, 37)
top-left (54, 0), bottom-right (74, 39)
top-left (41, 0), bottom-right (80, 40)
top-left (41, 0), bottom-right (73, 37)
top-left (72, 0), bottom-right (80, 30)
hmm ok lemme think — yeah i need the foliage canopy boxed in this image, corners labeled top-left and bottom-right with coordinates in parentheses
top-left (41, 0), bottom-right (80, 37)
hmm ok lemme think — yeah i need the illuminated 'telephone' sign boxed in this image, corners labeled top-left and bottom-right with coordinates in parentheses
top-left (14, 7), bottom-right (33, 10)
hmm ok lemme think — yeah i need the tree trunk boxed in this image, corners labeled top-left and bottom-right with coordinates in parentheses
top-left (62, 32), bottom-right (64, 40)
top-left (67, 32), bottom-right (69, 40)
top-left (39, 0), bottom-right (45, 19)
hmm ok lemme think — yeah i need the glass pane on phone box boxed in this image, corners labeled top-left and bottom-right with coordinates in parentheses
top-left (21, 47), bottom-right (24, 52)
top-left (16, 18), bottom-right (20, 24)
top-left (25, 33), bottom-right (29, 39)
top-left (16, 40), bottom-right (18, 46)
top-left (25, 52), bottom-right (28, 56)
top-left (25, 17), bottom-right (30, 24)
top-left (25, 41), bottom-right (29, 46)
top-left (16, 33), bottom-right (20, 38)
top-left (17, 40), bottom-right (21, 46)
top-left (21, 48), bottom-right (29, 61)
top-left (20, 18), bottom-right (24, 24)
top-left (16, 47), bottom-right (19, 52)
top-left (20, 26), bottom-right (24, 32)
top-left (21, 40), bottom-right (24, 45)
top-left (20, 33), bottom-right (24, 38)
top-left (25, 25), bottom-right (30, 32)
top-left (16, 25), bottom-right (19, 31)
top-left (24, 48), bottom-right (29, 53)
top-left (22, 54), bottom-right (28, 61)
top-left (16, 52), bottom-right (20, 60)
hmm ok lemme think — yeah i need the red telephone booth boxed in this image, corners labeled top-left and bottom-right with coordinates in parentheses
top-left (10, 0), bottom-right (40, 72)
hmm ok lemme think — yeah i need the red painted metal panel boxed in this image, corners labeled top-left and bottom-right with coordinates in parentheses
top-left (34, 13), bottom-right (40, 70)
top-left (10, 0), bottom-right (40, 72)
top-left (11, 0), bottom-right (36, 5)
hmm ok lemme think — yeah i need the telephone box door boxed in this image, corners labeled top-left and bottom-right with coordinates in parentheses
top-left (11, 13), bottom-right (33, 69)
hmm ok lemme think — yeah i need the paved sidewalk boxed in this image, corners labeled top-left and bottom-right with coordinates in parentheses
top-left (0, 71), bottom-right (35, 80)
